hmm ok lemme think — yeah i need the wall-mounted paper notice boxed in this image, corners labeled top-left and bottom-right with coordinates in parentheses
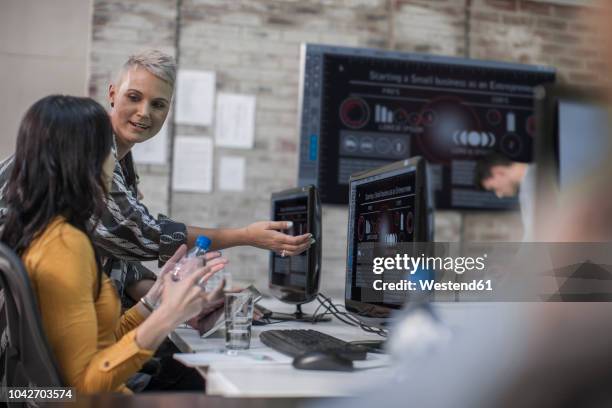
top-left (172, 136), bottom-right (213, 192)
top-left (218, 156), bottom-right (245, 191)
top-left (132, 120), bottom-right (168, 164)
top-left (214, 93), bottom-right (256, 149)
top-left (175, 70), bottom-right (216, 126)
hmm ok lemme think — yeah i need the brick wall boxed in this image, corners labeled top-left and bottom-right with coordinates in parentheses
top-left (469, 0), bottom-right (605, 85)
top-left (89, 0), bottom-right (606, 292)
top-left (90, 0), bottom-right (177, 221)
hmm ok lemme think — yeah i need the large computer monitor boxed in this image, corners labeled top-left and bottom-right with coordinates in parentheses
top-left (297, 43), bottom-right (556, 210)
top-left (344, 156), bottom-right (433, 324)
top-left (533, 85), bottom-right (611, 235)
top-left (269, 185), bottom-right (323, 320)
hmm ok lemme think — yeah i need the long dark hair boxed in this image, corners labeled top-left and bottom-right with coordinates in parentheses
top-left (1, 95), bottom-right (113, 292)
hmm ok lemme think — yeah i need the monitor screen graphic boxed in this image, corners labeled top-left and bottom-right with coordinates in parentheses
top-left (298, 44), bottom-right (556, 209)
top-left (349, 168), bottom-right (418, 307)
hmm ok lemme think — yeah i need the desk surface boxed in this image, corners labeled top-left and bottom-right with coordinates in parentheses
top-left (48, 393), bottom-right (318, 408)
top-left (170, 297), bottom-right (393, 397)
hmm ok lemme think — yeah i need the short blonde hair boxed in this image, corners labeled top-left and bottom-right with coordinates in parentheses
top-left (117, 49), bottom-right (176, 89)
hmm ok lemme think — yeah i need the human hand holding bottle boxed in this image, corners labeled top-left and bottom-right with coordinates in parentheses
top-left (134, 251), bottom-right (228, 350)
top-left (158, 255), bottom-right (228, 324)
top-left (143, 244), bottom-right (224, 307)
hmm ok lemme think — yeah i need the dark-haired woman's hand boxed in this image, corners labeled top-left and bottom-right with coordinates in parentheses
top-left (142, 244), bottom-right (188, 306)
top-left (143, 245), bottom-right (224, 307)
top-left (157, 256), bottom-right (228, 327)
top-left (134, 255), bottom-right (228, 351)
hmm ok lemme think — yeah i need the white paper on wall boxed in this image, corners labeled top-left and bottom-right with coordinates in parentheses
top-left (175, 70), bottom-right (216, 126)
top-left (132, 120), bottom-right (169, 164)
top-left (172, 136), bottom-right (213, 192)
top-left (214, 93), bottom-right (256, 149)
top-left (218, 156), bottom-right (245, 191)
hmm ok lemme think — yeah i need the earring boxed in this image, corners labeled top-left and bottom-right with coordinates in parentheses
top-left (110, 102), bottom-right (114, 107)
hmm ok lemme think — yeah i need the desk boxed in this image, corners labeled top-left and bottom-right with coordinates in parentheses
top-left (169, 297), bottom-right (393, 397)
top-left (48, 393), bottom-right (318, 408)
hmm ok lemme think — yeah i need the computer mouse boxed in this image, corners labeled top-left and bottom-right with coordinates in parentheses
top-left (292, 351), bottom-right (354, 372)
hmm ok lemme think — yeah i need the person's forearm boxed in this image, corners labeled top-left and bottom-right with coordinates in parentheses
top-left (134, 307), bottom-right (177, 350)
top-left (134, 302), bottom-right (152, 319)
top-left (187, 226), bottom-right (247, 250)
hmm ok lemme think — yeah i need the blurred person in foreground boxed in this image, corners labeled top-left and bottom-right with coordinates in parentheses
top-left (316, 153), bottom-right (612, 408)
top-left (315, 2), bottom-right (612, 407)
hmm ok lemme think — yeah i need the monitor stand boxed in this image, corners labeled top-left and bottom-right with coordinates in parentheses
top-left (269, 304), bottom-right (331, 323)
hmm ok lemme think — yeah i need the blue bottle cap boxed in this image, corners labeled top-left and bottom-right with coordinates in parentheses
top-left (195, 235), bottom-right (212, 250)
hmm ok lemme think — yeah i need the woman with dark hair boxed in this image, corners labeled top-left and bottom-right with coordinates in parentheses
top-left (0, 95), bottom-right (227, 393)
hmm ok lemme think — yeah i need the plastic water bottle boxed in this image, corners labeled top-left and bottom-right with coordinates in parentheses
top-left (204, 253), bottom-right (224, 292)
top-left (171, 235), bottom-right (212, 281)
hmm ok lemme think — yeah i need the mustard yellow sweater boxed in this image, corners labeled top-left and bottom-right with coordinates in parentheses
top-left (22, 217), bottom-right (154, 393)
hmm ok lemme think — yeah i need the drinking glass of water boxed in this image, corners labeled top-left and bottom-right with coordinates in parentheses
top-left (224, 292), bottom-right (254, 350)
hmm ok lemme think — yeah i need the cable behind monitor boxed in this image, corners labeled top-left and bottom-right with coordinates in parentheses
top-left (312, 293), bottom-right (388, 338)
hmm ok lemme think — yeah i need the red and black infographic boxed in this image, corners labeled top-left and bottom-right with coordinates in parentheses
top-left (297, 45), bottom-right (555, 210)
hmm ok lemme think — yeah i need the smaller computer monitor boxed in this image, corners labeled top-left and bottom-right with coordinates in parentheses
top-left (533, 84), bottom-right (610, 236)
top-left (345, 156), bottom-right (433, 324)
top-left (269, 185), bottom-right (322, 305)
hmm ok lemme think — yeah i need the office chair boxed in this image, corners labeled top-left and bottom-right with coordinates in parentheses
top-left (0, 242), bottom-right (63, 395)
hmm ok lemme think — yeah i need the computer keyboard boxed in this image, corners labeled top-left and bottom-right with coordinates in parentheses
top-left (259, 329), bottom-right (368, 361)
